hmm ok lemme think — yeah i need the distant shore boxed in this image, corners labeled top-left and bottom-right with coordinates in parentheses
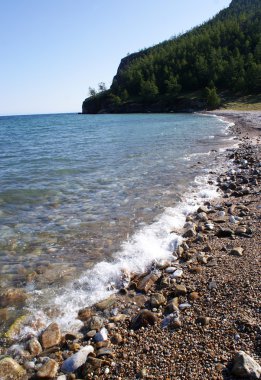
top-left (1, 111), bottom-right (260, 380)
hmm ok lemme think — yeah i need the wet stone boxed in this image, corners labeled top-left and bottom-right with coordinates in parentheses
top-left (87, 357), bottom-right (106, 369)
top-left (136, 271), bottom-right (161, 293)
top-left (94, 295), bottom-right (116, 311)
top-left (0, 357), bottom-right (28, 380)
top-left (182, 227), bottom-right (196, 238)
top-left (37, 358), bottom-right (59, 379)
top-left (41, 322), bottom-right (61, 349)
top-left (86, 316), bottom-right (104, 331)
top-left (28, 337), bottom-right (42, 356)
top-left (78, 307), bottom-right (94, 321)
top-left (0, 288), bottom-right (27, 307)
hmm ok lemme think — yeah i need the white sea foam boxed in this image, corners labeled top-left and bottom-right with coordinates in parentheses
top-left (22, 173), bottom-right (220, 337)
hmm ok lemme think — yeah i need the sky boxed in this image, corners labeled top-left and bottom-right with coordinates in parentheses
top-left (0, 0), bottom-right (232, 115)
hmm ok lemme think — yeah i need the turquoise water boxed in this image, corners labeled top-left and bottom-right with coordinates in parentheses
top-left (0, 113), bottom-right (233, 333)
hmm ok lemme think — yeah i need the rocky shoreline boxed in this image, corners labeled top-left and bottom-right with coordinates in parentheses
top-left (0, 111), bottom-right (260, 380)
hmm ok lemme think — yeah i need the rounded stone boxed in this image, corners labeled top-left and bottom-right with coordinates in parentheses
top-left (0, 357), bottom-right (28, 380)
top-left (41, 322), bottom-right (61, 349)
top-left (37, 359), bottom-right (59, 379)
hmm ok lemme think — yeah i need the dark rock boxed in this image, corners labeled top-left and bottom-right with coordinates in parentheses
top-left (196, 316), bottom-right (210, 326)
top-left (231, 351), bottom-right (261, 379)
top-left (130, 310), bottom-right (157, 330)
top-left (136, 271), bottom-right (161, 293)
top-left (96, 347), bottom-right (114, 358)
top-left (216, 228), bottom-right (234, 238)
top-left (230, 246), bottom-right (244, 256)
top-left (182, 227), bottom-right (196, 238)
top-left (111, 333), bottom-right (123, 344)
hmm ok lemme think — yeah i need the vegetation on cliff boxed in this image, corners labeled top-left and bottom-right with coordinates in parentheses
top-left (82, 0), bottom-right (261, 113)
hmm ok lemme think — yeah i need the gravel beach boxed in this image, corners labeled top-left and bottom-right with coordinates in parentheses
top-left (0, 111), bottom-right (260, 380)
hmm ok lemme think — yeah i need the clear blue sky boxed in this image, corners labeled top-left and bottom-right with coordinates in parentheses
top-left (0, 0), bottom-right (231, 115)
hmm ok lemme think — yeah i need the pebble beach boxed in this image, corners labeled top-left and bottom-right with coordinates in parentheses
top-left (0, 111), bottom-right (260, 380)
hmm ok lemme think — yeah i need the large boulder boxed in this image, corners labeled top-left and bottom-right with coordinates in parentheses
top-left (231, 351), bottom-right (261, 379)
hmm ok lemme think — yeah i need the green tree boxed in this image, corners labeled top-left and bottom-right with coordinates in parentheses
top-left (205, 86), bottom-right (221, 109)
top-left (88, 87), bottom-right (97, 97)
top-left (140, 80), bottom-right (159, 101)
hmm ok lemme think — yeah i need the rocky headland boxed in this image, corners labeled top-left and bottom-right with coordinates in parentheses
top-left (0, 111), bottom-right (260, 380)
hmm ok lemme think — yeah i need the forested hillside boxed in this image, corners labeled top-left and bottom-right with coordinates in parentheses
top-left (82, 0), bottom-right (261, 113)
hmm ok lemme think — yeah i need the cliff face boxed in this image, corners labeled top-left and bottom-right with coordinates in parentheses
top-left (82, 0), bottom-right (261, 114)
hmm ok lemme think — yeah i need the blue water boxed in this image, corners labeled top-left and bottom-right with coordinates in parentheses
top-left (0, 113), bottom-right (233, 333)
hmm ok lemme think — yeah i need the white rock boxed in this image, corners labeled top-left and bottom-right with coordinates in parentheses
top-left (179, 303), bottom-right (191, 310)
top-left (172, 269), bottom-right (183, 278)
top-left (24, 361), bottom-right (35, 370)
top-left (93, 327), bottom-right (108, 342)
top-left (205, 223), bottom-right (214, 230)
top-left (229, 215), bottom-right (238, 224)
top-left (104, 367), bottom-right (110, 375)
top-left (165, 267), bottom-right (176, 274)
top-left (61, 345), bottom-right (94, 373)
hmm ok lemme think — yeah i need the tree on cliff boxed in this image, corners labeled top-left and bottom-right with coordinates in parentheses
top-left (82, 0), bottom-right (261, 113)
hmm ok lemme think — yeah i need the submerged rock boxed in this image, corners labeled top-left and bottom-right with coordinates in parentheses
top-left (0, 288), bottom-right (27, 307)
top-left (0, 357), bottom-right (28, 380)
top-left (4, 315), bottom-right (28, 340)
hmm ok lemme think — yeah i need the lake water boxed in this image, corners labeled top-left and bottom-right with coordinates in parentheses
top-left (0, 113), bottom-right (234, 335)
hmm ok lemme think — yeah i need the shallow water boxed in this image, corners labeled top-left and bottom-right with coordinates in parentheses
top-left (0, 113), bottom-right (234, 335)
